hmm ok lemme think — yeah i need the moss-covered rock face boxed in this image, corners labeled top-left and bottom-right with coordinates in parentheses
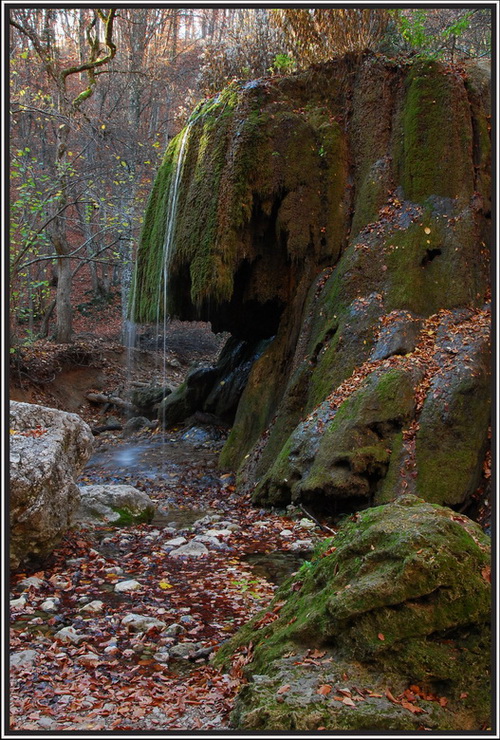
top-left (134, 68), bottom-right (349, 337)
top-left (215, 496), bottom-right (491, 731)
top-left (135, 54), bottom-right (491, 514)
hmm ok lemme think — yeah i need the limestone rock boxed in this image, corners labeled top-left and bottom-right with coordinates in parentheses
top-left (114, 580), bottom-right (142, 593)
top-left (55, 626), bottom-right (88, 645)
top-left (216, 496), bottom-right (491, 731)
top-left (11, 650), bottom-right (38, 669)
top-left (169, 541), bottom-right (209, 558)
top-left (76, 484), bottom-right (155, 525)
top-left (10, 401), bottom-right (94, 569)
top-left (121, 613), bottom-right (166, 632)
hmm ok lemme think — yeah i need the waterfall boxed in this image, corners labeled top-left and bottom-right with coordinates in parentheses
top-left (152, 123), bottom-right (192, 382)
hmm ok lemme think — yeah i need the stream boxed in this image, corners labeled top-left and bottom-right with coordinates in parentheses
top-left (10, 426), bottom-right (324, 732)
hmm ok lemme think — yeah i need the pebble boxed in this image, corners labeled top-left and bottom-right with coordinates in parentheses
top-left (105, 566), bottom-right (124, 575)
top-left (37, 717), bottom-right (56, 729)
top-left (192, 534), bottom-right (221, 547)
top-left (54, 626), bottom-right (88, 645)
top-left (10, 649), bottom-right (38, 669)
top-left (217, 521), bottom-right (240, 531)
top-left (10, 594), bottom-right (27, 609)
top-left (288, 540), bottom-right (314, 552)
top-left (204, 528), bottom-right (232, 538)
top-left (164, 536), bottom-right (187, 547)
top-left (153, 647), bottom-right (170, 663)
top-left (164, 622), bottom-right (186, 636)
top-left (179, 614), bottom-right (196, 626)
top-left (41, 597), bottom-right (60, 612)
top-left (77, 652), bottom-right (101, 667)
top-left (298, 518), bottom-right (316, 530)
top-left (80, 600), bottom-right (104, 613)
top-left (121, 613), bottom-right (167, 632)
top-left (169, 642), bottom-right (201, 659)
top-left (18, 576), bottom-right (45, 590)
top-left (169, 541), bottom-right (209, 558)
top-left (279, 529), bottom-right (293, 538)
top-left (114, 579), bottom-right (142, 593)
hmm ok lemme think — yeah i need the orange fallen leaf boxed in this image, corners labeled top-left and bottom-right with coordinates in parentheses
top-left (317, 684), bottom-right (332, 696)
top-left (481, 566), bottom-right (491, 583)
top-left (385, 689), bottom-right (400, 704)
top-left (439, 697), bottom-right (448, 707)
top-left (277, 684), bottom-right (290, 695)
top-left (342, 697), bottom-right (356, 707)
top-left (377, 633), bottom-right (385, 641)
top-left (402, 699), bottom-right (426, 715)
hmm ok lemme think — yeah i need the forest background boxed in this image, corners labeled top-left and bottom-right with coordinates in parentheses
top-left (8, 6), bottom-right (492, 348)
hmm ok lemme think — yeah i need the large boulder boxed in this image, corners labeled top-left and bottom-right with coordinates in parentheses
top-left (10, 401), bottom-right (94, 569)
top-left (215, 496), bottom-right (491, 731)
top-left (76, 484), bottom-right (156, 525)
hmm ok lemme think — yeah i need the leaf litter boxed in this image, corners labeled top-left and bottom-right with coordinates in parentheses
top-left (10, 425), bottom-right (328, 731)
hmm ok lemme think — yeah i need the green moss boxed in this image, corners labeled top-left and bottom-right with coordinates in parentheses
top-left (373, 431), bottom-right (405, 504)
top-left (112, 507), bottom-right (153, 526)
top-left (398, 60), bottom-right (474, 204)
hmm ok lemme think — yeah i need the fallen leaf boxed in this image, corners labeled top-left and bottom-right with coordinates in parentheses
top-left (342, 697), bottom-right (356, 707)
top-left (277, 684), bottom-right (290, 695)
top-left (377, 633), bottom-right (385, 641)
top-left (402, 699), bottom-right (425, 714)
top-left (317, 684), bottom-right (332, 696)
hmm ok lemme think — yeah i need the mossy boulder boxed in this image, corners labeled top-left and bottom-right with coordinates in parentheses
top-left (77, 485), bottom-right (156, 526)
top-left (253, 366), bottom-right (421, 510)
top-left (415, 309), bottom-right (491, 506)
top-left (215, 496), bottom-right (491, 731)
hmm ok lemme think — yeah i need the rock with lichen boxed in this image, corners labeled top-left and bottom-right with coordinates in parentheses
top-left (214, 496), bottom-right (491, 731)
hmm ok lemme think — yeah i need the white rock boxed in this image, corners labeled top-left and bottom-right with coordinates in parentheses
top-left (77, 484), bottom-right (155, 525)
top-left (80, 600), bottom-right (104, 613)
top-left (164, 623), bottom-right (186, 636)
top-left (193, 534), bottom-right (221, 547)
top-left (298, 518), bottom-right (316, 530)
top-left (121, 613), bottom-right (167, 632)
top-left (279, 529), bottom-right (293, 538)
top-left (169, 541), bottom-right (209, 558)
top-left (164, 536), bottom-right (187, 547)
top-left (114, 579), bottom-right (142, 593)
top-left (217, 521), bottom-right (241, 531)
top-left (9, 401), bottom-right (94, 569)
top-left (19, 576), bottom-right (45, 589)
top-left (153, 649), bottom-right (170, 664)
top-left (10, 594), bottom-right (27, 609)
top-left (77, 652), bottom-right (101, 666)
top-left (204, 528), bottom-right (232, 538)
top-left (41, 597), bottom-right (60, 612)
top-left (55, 626), bottom-right (88, 644)
top-left (11, 649), bottom-right (38, 668)
top-left (288, 540), bottom-right (314, 552)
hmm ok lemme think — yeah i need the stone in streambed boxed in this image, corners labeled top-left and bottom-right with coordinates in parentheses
top-left (76, 484), bottom-right (156, 525)
top-left (114, 579), bottom-right (143, 593)
top-left (121, 613), bottom-right (167, 632)
top-left (169, 541), bottom-right (209, 558)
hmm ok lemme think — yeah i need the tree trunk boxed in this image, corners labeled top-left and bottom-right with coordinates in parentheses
top-left (55, 256), bottom-right (73, 342)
